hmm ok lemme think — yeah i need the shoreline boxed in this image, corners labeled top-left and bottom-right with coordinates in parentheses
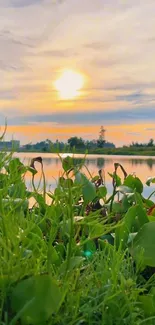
top-left (17, 149), bottom-right (155, 157)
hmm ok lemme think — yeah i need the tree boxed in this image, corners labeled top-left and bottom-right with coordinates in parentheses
top-left (130, 141), bottom-right (143, 148)
top-left (68, 137), bottom-right (85, 148)
top-left (24, 142), bottom-right (33, 150)
top-left (97, 126), bottom-right (106, 148)
top-left (148, 138), bottom-right (154, 147)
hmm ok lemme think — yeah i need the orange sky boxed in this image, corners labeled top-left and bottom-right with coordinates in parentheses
top-left (4, 122), bottom-right (155, 146)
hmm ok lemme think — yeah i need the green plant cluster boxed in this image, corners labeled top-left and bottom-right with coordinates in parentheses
top-left (1, 152), bottom-right (155, 324)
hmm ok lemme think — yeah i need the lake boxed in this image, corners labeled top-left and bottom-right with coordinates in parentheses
top-left (14, 152), bottom-right (155, 199)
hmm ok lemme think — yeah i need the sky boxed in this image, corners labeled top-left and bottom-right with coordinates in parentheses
top-left (0, 0), bottom-right (155, 146)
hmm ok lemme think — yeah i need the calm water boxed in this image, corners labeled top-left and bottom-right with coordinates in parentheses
top-left (14, 153), bottom-right (155, 198)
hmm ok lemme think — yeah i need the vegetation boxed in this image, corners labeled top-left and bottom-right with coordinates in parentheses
top-left (20, 126), bottom-right (115, 153)
top-left (2, 125), bottom-right (155, 156)
top-left (19, 129), bottom-right (155, 156)
top-left (20, 141), bottom-right (155, 156)
top-left (2, 145), bottom-right (155, 324)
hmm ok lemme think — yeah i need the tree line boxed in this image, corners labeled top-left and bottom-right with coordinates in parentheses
top-left (125, 138), bottom-right (155, 148)
top-left (20, 127), bottom-right (155, 153)
top-left (21, 126), bottom-right (115, 152)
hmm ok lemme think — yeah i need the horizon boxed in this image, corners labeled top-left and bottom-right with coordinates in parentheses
top-left (1, 0), bottom-right (155, 145)
top-left (2, 131), bottom-right (154, 148)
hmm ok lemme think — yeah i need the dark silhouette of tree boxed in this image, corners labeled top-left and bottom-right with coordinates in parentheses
top-left (130, 141), bottom-right (145, 148)
top-left (21, 131), bottom-right (115, 152)
top-left (147, 138), bottom-right (154, 147)
top-left (68, 136), bottom-right (85, 148)
top-left (97, 126), bottom-right (106, 148)
top-left (25, 143), bottom-right (33, 150)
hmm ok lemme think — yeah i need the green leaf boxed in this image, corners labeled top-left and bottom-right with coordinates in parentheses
top-left (108, 172), bottom-right (121, 186)
top-left (116, 185), bottom-right (133, 194)
top-left (115, 205), bottom-right (149, 249)
top-left (83, 240), bottom-right (96, 254)
top-left (7, 158), bottom-right (26, 175)
top-left (82, 239), bottom-right (96, 258)
top-left (121, 195), bottom-right (131, 212)
top-left (130, 222), bottom-right (155, 267)
top-left (83, 182), bottom-right (96, 202)
top-left (115, 206), bottom-right (136, 249)
top-left (59, 177), bottom-right (73, 188)
top-left (89, 223), bottom-right (105, 239)
top-left (100, 234), bottom-right (114, 245)
top-left (22, 224), bottom-right (44, 256)
top-left (75, 172), bottom-right (96, 203)
top-left (146, 177), bottom-right (155, 186)
top-left (91, 175), bottom-right (99, 182)
top-left (98, 186), bottom-right (107, 198)
top-left (148, 215), bottom-right (155, 222)
top-left (127, 232), bottom-right (137, 244)
top-left (62, 156), bottom-right (74, 172)
top-left (124, 175), bottom-right (143, 194)
top-left (0, 173), bottom-right (8, 188)
top-left (2, 198), bottom-right (28, 213)
top-left (59, 256), bottom-right (84, 274)
top-left (8, 182), bottom-right (26, 199)
top-left (133, 204), bottom-right (149, 231)
top-left (55, 243), bottom-right (66, 260)
top-left (143, 198), bottom-right (155, 208)
top-left (27, 166), bottom-right (37, 175)
top-left (126, 193), bottom-right (135, 203)
top-left (32, 193), bottom-right (46, 211)
top-left (139, 294), bottom-right (155, 317)
top-left (134, 192), bottom-right (143, 206)
top-left (48, 245), bottom-right (61, 266)
top-left (98, 239), bottom-right (114, 257)
top-left (112, 202), bottom-right (123, 213)
top-left (11, 275), bottom-right (62, 324)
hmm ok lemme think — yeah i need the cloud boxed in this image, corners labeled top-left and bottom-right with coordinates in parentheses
top-left (0, 29), bottom-right (34, 72)
top-left (126, 132), bottom-right (141, 136)
top-left (0, 113), bottom-right (7, 125)
top-left (104, 82), bottom-right (155, 91)
top-left (37, 49), bottom-right (78, 57)
top-left (5, 106), bottom-right (155, 126)
top-left (0, 0), bottom-right (155, 142)
top-left (84, 42), bottom-right (111, 50)
top-left (116, 92), bottom-right (143, 102)
top-left (1, 0), bottom-right (43, 8)
top-left (91, 58), bottom-right (123, 68)
top-left (0, 90), bottom-right (16, 100)
top-left (145, 128), bottom-right (155, 131)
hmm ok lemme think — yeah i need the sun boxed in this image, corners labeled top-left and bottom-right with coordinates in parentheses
top-left (54, 69), bottom-right (84, 100)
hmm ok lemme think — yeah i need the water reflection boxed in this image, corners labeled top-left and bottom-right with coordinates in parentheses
top-left (96, 158), bottom-right (105, 168)
top-left (14, 153), bottom-right (155, 198)
top-left (131, 158), bottom-right (155, 171)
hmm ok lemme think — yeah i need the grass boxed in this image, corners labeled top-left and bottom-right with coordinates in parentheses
top-left (19, 146), bottom-right (155, 156)
top-left (1, 152), bottom-right (155, 324)
top-left (76, 147), bottom-right (155, 156)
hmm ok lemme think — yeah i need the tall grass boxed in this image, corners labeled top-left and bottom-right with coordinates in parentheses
top-left (0, 151), bottom-right (155, 324)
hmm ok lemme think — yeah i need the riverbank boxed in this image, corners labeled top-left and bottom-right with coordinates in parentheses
top-left (19, 146), bottom-right (155, 156)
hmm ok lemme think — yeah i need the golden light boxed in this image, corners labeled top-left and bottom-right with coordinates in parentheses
top-left (54, 69), bottom-right (84, 100)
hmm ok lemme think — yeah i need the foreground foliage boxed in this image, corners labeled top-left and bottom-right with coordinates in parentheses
top-left (1, 152), bottom-right (155, 324)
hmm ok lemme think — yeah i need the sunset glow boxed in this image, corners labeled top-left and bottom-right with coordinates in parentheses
top-left (54, 70), bottom-right (84, 100)
top-left (1, 0), bottom-right (155, 145)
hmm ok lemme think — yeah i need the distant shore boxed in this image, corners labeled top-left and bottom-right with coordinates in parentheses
top-left (18, 147), bottom-right (155, 157)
